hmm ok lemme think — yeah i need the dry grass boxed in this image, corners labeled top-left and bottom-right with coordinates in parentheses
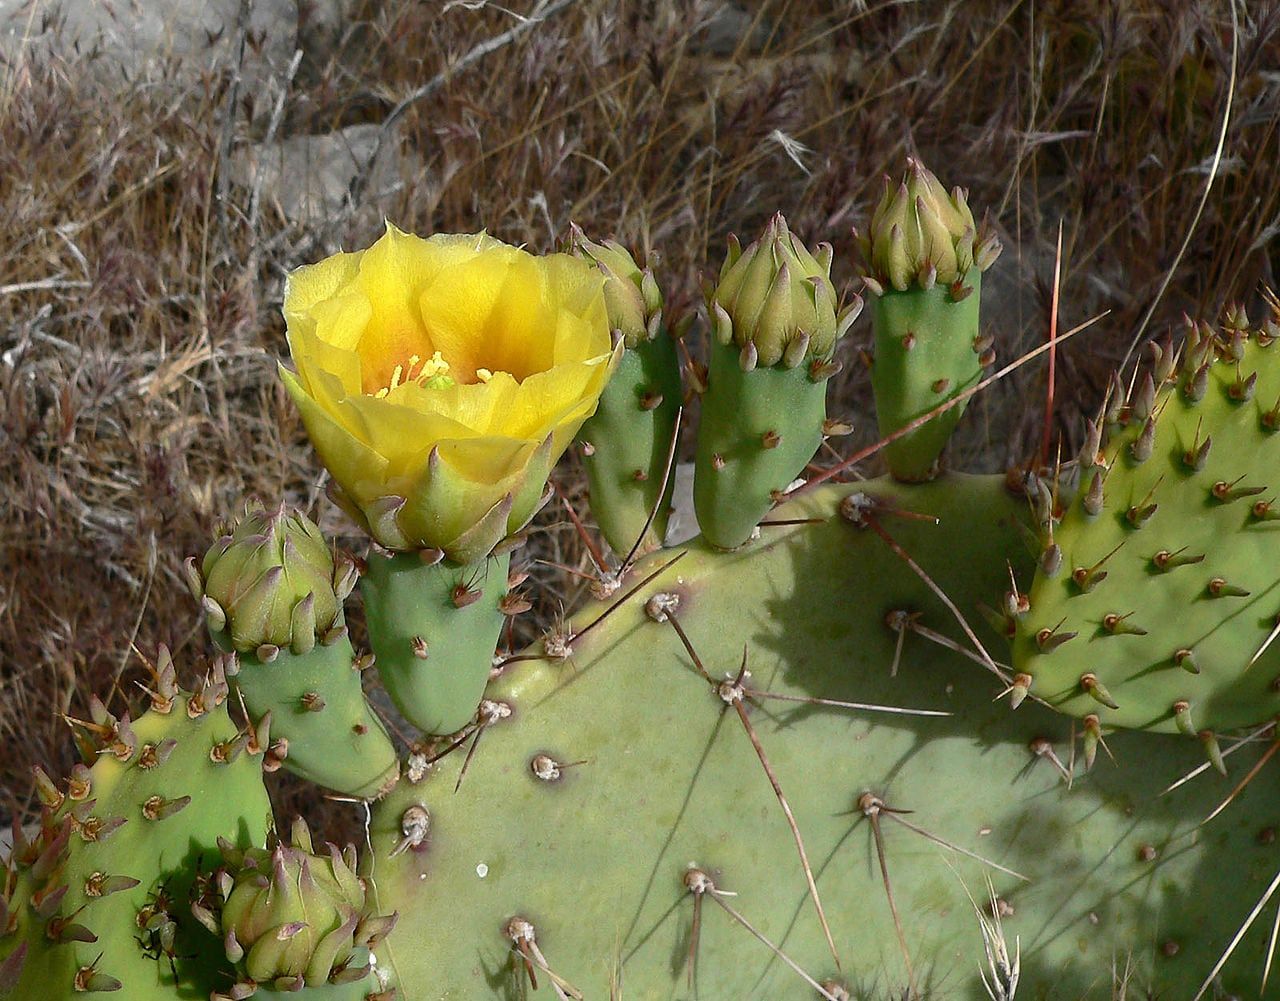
top-left (1, 0), bottom-right (1277, 836)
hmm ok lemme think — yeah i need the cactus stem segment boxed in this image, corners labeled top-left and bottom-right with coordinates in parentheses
top-left (1082, 470), bottom-right (1106, 517)
top-left (389, 805), bottom-right (430, 859)
top-left (1203, 734), bottom-right (1280, 826)
top-left (1152, 547), bottom-right (1206, 572)
top-left (1251, 498), bottom-right (1280, 521)
top-left (1183, 429), bottom-right (1212, 472)
top-left (1211, 476), bottom-right (1266, 503)
top-left (1080, 673), bottom-right (1119, 709)
top-left (1207, 577), bottom-right (1250, 598)
top-left (1006, 673), bottom-right (1033, 710)
top-left (1081, 714), bottom-right (1109, 770)
top-left (1071, 538), bottom-right (1126, 592)
top-left (1102, 612), bottom-right (1148, 636)
top-left (1201, 731), bottom-right (1228, 776)
top-left (530, 754), bottom-right (575, 782)
top-left (1035, 622), bottom-right (1077, 653)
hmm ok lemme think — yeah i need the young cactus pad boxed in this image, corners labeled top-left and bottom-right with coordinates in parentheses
top-left (362, 550), bottom-right (511, 736)
top-left (191, 503), bottom-right (399, 798)
top-left (573, 230), bottom-right (683, 557)
top-left (197, 818), bottom-right (395, 1000)
top-left (579, 338), bottom-right (683, 558)
top-left (1012, 314), bottom-right (1280, 738)
top-left (862, 159), bottom-right (1001, 481)
top-left (366, 478), bottom-right (1273, 999)
top-left (869, 277), bottom-right (988, 480)
top-left (0, 651), bottom-right (271, 1000)
top-left (693, 214), bottom-right (859, 549)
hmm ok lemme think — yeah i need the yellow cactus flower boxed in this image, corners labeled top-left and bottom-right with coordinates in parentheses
top-left (280, 223), bottom-right (617, 565)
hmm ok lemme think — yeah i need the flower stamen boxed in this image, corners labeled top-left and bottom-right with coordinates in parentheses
top-left (373, 351), bottom-right (453, 398)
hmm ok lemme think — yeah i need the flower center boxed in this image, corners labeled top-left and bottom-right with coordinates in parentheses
top-left (373, 351), bottom-right (454, 398)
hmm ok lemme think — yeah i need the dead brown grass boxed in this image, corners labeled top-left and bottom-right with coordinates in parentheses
top-left (1, 0), bottom-right (1277, 835)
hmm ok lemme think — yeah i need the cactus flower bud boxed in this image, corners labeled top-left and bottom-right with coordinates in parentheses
top-left (571, 224), bottom-right (663, 348)
top-left (211, 819), bottom-right (395, 996)
top-left (711, 213), bottom-right (855, 368)
top-left (197, 502), bottom-right (344, 655)
top-left (862, 157), bottom-right (1001, 292)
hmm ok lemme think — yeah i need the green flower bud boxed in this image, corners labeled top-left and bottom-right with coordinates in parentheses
top-left (210, 818), bottom-right (395, 997)
top-left (194, 501), bottom-right (352, 656)
top-left (862, 157), bottom-right (1002, 292)
top-left (571, 225), bottom-right (663, 348)
top-left (711, 213), bottom-right (856, 368)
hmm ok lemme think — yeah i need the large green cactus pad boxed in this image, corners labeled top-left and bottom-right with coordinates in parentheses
top-left (1013, 319), bottom-right (1280, 736)
top-left (367, 477), bottom-right (1276, 999)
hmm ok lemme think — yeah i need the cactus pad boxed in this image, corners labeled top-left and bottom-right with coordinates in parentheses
top-left (1012, 315), bottom-right (1280, 738)
top-left (0, 651), bottom-right (271, 999)
top-left (366, 479), bottom-right (1275, 999)
top-left (363, 550), bottom-right (512, 736)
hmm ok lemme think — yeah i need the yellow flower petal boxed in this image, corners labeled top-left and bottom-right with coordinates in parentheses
top-left (280, 366), bottom-right (389, 498)
top-left (337, 393), bottom-right (474, 478)
top-left (280, 226), bottom-right (616, 559)
top-left (288, 293), bottom-right (369, 401)
top-left (419, 246), bottom-right (559, 382)
top-left (284, 249), bottom-right (362, 323)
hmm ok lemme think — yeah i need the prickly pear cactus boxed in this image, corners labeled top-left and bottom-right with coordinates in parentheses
top-left (1011, 312), bottom-right (1280, 745)
top-left (365, 478), bottom-right (1275, 1000)
top-left (17, 166), bottom-right (1280, 1001)
top-left (0, 650), bottom-right (272, 999)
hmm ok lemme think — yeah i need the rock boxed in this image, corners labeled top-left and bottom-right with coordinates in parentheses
top-left (0, 0), bottom-right (351, 85)
top-left (690, 1), bottom-right (771, 57)
top-left (232, 122), bottom-right (414, 223)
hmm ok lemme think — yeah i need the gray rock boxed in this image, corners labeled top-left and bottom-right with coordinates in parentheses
top-left (233, 121), bottom-right (414, 223)
top-left (690, 1), bottom-right (771, 57)
top-left (0, 0), bottom-right (350, 82)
